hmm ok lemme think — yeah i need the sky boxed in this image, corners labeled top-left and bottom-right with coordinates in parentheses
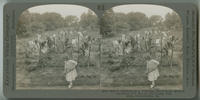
top-left (28, 5), bottom-right (89, 18)
top-left (113, 4), bottom-right (173, 18)
top-left (28, 4), bottom-right (174, 18)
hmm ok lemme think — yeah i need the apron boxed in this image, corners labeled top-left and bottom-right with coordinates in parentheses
top-left (147, 59), bottom-right (160, 81)
top-left (65, 60), bottom-right (78, 82)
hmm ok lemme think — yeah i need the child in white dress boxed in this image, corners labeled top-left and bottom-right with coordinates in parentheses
top-left (64, 60), bottom-right (78, 88)
top-left (146, 56), bottom-right (160, 88)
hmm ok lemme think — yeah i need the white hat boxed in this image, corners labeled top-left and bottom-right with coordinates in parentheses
top-left (151, 59), bottom-right (159, 66)
top-left (68, 60), bottom-right (77, 66)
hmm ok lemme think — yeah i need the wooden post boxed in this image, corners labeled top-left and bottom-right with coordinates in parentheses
top-left (87, 41), bottom-right (91, 67)
top-left (77, 34), bottom-right (80, 67)
top-left (99, 37), bottom-right (102, 89)
top-left (63, 31), bottom-right (66, 53)
top-left (170, 44), bottom-right (174, 69)
top-left (160, 35), bottom-right (163, 65)
top-left (71, 47), bottom-right (73, 60)
top-left (170, 35), bottom-right (175, 70)
top-left (98, 38), bottom-right (102, 68)
top-left (144, 35), bottom-right (147, 52)
top-left (38, 42), bottom-right (44, 72)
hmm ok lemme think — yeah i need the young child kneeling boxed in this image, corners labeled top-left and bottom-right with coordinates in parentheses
top-left (146, 57), bottom-right (160, 88)
top-left (64, 60), bottom-right (78, 88)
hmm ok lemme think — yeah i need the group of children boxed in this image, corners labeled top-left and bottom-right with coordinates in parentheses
top-left (64, 55), bottom-right (160, 89)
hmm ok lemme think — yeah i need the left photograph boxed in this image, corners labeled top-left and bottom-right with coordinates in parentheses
top-left (16, 4), bottom-right (101, 89)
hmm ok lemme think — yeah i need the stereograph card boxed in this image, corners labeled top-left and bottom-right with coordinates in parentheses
top-left (1, 0), bottom-right (199, 99)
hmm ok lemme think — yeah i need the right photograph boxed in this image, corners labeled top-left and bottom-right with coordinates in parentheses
top-left (100, 4), bottom-right (183, 90)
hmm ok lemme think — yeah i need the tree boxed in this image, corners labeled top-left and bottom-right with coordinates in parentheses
top-left (126, 12), bottom-right (148, 31)
top-left (27, 13), bottom-right (46, 33)
top-left (164, 12), bottom-right (182, 31)
top-left (40, 12), bottom-right (65, 31)
top-left (149, 15), bottom-right (163, 27)
top-left (101, 8), bottom-right (115, 37)
top-left (64, 15), bottom-right (79, 28)
top-left (17, 10), bottom-right (68, 37)
top-left (17, 10), bottom-right (31, 37)
top-left (79, 9), bottom-right (98, 30)
top-left (113, 12), bottom-right (130, 33)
